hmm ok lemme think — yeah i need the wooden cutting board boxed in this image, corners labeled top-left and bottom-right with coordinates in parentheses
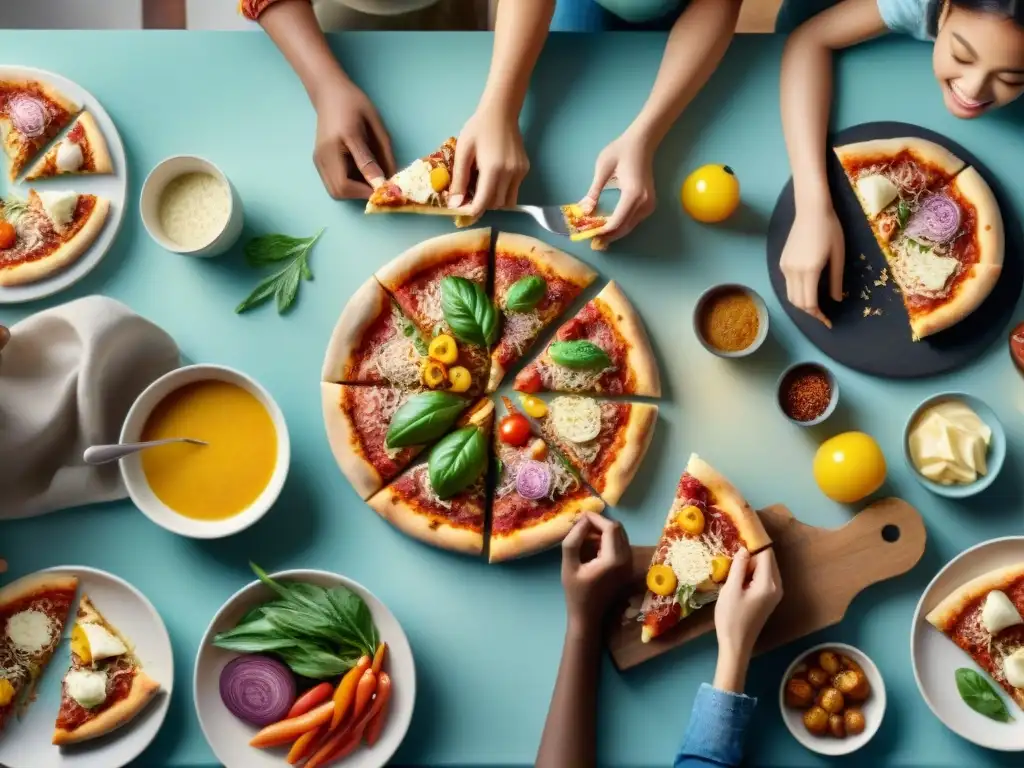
top-left (607, 497), bottom-right (926, 671)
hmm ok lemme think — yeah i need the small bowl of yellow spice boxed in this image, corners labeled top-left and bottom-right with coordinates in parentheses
top-left (693, 283), bottom-right (769, 358)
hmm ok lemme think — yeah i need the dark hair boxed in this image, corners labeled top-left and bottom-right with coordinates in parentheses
top-left (948, 0), bottom-right (1024, 26)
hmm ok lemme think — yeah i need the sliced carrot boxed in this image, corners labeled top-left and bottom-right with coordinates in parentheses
top-left (249, 701), bottom-right (334, 748)
top-left (286, 724), bottom-right (324, 765)
top-left (352, 669), bottom-right (377, 721)
top-left (364, 673), bottom-right (392, 746)
top-left (306, 673), bottom-right (391, 768)
top-left (329, 656), bottom-right (370, 732)
top-left (371, 642), bottom-right (387, 675)
top-left (287, 682), bottom-right (333, 720)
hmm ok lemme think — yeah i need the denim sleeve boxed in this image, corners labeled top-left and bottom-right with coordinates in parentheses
top-left (673, 684), bottom-right (757, 768)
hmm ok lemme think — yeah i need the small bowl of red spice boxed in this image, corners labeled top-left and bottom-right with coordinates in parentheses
top-left (693, 284), bottom-right (769, 358)
top-left (777, 362), bottom-right (838, 426)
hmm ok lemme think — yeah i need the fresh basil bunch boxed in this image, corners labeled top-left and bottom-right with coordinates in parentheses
top-left (441, 276), bottom-right (499, 347)
top-left (549, 340), bottom-right (611, 370)
top-left (386, 392), bottom-right (468, 449)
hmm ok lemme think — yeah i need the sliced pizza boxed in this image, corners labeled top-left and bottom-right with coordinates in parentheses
top-left (640, 454), bottom-right (771, 643)
top-left (53, 596), bottom-right (160, 745)
top-left (321, 275), bottom-right (428, 388)
top-left (0, 189), bottom-right (110, 286)
top-left (376, 228), bottom-right (494, 396)
top-left (25, 112), bottom-right (113, 181)
top-left (367, 399), bottom-right (493, 556)
top-left (0, 572), bottom-right (78, 734)
top-left (561, 203), bottom-right (608, 251)
top-left (489, 232), bottom-right (598, 392)
top-left (926, 563), bottom-right (1024, 710)
top-left (536, 395), bottom-right (657, 507)
top-left (0, 79), bottom-right (78, 180)
top-left (514, 281), bottom-right (660, 397)
top-left (490, 397), bottom-right (605, 563)
top-left (366, 137), bottom-right (471, 217)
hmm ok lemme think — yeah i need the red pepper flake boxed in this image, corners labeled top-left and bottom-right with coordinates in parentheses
top-left (780, 366), bottom-right (832, 422)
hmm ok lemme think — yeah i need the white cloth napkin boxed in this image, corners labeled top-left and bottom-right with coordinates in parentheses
top-left (0, 296), bottom-right (179, 519)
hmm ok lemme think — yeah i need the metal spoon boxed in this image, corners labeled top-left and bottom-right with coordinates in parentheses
top-left (83, 438), bottom-right (208, 465)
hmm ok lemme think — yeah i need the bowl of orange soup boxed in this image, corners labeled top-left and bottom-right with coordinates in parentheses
top-left (120, 364), bottom-right (289, 538)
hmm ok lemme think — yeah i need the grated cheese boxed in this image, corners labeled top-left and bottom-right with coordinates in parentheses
top-left (372, 337), bottom-right (422, 389)
top-left (158, 172), bottom-right (230, 250)
top-left (664, 537), bottom-right (714, 588)
top-left (500, 310), bottom-right (545, 356)
top-left (413, 464), bottom-right (453, 509)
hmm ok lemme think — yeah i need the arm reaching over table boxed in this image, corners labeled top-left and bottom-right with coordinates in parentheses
top-left (243, 0), bottom-right (395, 199)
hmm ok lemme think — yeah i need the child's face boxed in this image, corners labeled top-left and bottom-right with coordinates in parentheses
top-left (933, 5), bottom-right (1024, 118)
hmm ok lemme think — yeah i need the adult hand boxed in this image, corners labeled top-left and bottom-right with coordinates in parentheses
top-left (780, 204), bottom-right (845, 328)
top-left (579, 129), bottom-right (656, 245)
top-left (449, 107), bottom-right (529, 220)
top-left (561, 513), bottom-right (632, 635)
top-left (715, 548), bottom-right (782, 658)
top-left (312, 75), bottom-right (395, 200)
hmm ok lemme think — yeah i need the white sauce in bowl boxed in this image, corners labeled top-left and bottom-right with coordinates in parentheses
top-left (158, 172), bottom-right (230, 250)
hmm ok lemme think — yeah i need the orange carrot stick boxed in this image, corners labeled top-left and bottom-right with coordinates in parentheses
top-left (363, 673), bottom-right (392, 746)
top-left (287, 682), bottom-right (333, 720)
top-left (371, 642), bottom-right (387, 675)
top-left (329, 656), bottom-right (370, 731)
top-left (351, 669), bottom-right (377, 721)
top-left (306, 673), bottom-right (391, 768)
top-left (286, 724), bottom-right (324, 765)
top-left (249, 701), bottom-right (334, 748)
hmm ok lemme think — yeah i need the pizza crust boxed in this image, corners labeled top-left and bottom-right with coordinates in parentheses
top-left (488, 496), bottom-right (605, 563)
top-left (684, 454), bottom-right (771, 552)
top-left (321, 276), bottom-right (391, 383)
top-left (1, 79), bottom-right (79, 180)
top-left (0, 572), bottom-right (77, 609)
top-left (365, 201), bottom-right (474, 217)
top-left (52, 670), bottom-right (160, 745)
top-left (925, 563), bottom-right (1024, 632)
top-left (366, 485), bottom-right (484, 556)
top-left (375, 227), bottom-right (491, 293)
top-left (596, 281), bottom-right (661, 397)
top-left (595, 403), bottom-right (658, 506)
top-left (496, 232), bottom-right (599, 288)
top-left (834, 137), bottom-right (966, 178)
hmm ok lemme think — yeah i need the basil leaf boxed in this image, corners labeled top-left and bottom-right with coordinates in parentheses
top-left (549, 340), bottom-right (612, 370)
top-left (428, 426), bottom-right (488, 499)
top-left (245, 230), bottom-right (322, 267)
top-left (897, 200), bottom-right (911, 230)
top-left (441, 276), bottom-right (498, 347)
top-left (212, 618), bottom-right (300, 652)
top-left (506, 276), bottom-right (547, 312)
top-left (955, 668), bottom-right (1014, 722)
top-left (412, 335), bottom-right (429, 356)
top-left (275, 644), bottom-right (351, 680)
top-left (676, 584), bottom-right (696, 618)
top-left (326, 587), bottom-right (376, 653)
top-left (275, 261), bottom-right (302, 314)
top-left (386, 391), bottom-right (468, 449)
top-left (237, 229), bottom-right (323, 315)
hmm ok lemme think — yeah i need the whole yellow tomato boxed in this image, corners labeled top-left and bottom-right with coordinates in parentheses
top-left (681, 165), bottom-right (741, 223)
top-left (813, 432), bottom-right (887, 503)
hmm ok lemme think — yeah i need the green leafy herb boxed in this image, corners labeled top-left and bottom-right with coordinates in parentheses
top-left (505, 276), bottom-right (547, 313)
top-left (428, 426), bottom-right (488, 499)
top-left (385, 391), bottom-right (468, 449)
top-left (676, 584), bottom-right (696, 618)
top-left (393, 302), bottom-right (430, 355)
top-left (549, 340), bottom-right (612, 370)
top-left (493, 455), bottom-right (504, 477)
top-left (897, 200), bottom-right (911, 230)
top-left (236, 229), bottom-right (323, 315)
top-left (908, 239), bottom-right (932, 253)
top-left (2, 195), bottom-right (29, 224)
top-left (955, 668), bottom-right (1014, 722)
top-left (441, 276), bottom-right (498, 347)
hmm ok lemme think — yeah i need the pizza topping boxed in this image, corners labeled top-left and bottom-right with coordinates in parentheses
top-left (428, 334), bottom-right (458, 365)
top-left (981, 591), bottom-right (1023, 635)
top-left (56, 139), bottom-right (84, 173)
top-left (441, 276), bottom-right (499, 347)
top-left (675, 505), bottom-right (705, 536)
top-left (505, 276), bottom-right (547, 312)
top-left (664, 536), bottom-right (713, 589)
top-left (373, 335), bottom-right (423, 389)
top-left (429, 166), bottom-right (451, 193)
top-left (528, 438), bottom-right (547, 460)
top-left (498, 311), bottom-right (545, 360)
top-left (519, 394), bottom-right (548, 419)
top-left (1003, 649), bottom-right (1024, 689)
top-left (515, 459), bottom-right (551, 500)
top-left (37, 190), bottom-right (79, 231)
top-left (0, 219), bottom-right (15, 250)
top-left (428, 425), bottom-right (488, 499)
top-left (646, 564), bottom-right (677, 597)
top-left (549, 396), bottom-right (601, 445)
top-left (391, 159), bottom-right (436, 205)
top-left (499, 414), bottom-right (531, 446)
top-left (889, 243), bottom-right (960, 297)
top-left (906, 194), bottom-right (961, 244)
top-left (447, 366), bottom-right (472, 393)
top-left (0, 678), bottom-right (14, 707)
top-left (855, 174), bottom-right (899, 218)
top-left (6, 609), bottom-right (56, 653)
top-left (71, 622), bottom-right (127, 664)
top-left (7, 93), bottom-right (49, 138)
top-left (710, 555), bottom-right (732, 583)
top-left (421, 360), bottom-right (448, 389)
top-left (549, 340), bottom-right (612, 371)
top-left (64, 668), bottom-right (108, 709)
top-left (384, 391), bottom-right (466, 449)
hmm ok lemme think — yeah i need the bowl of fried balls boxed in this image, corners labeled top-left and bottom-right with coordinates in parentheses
top-left (779, 643), bottom-right (886, 755)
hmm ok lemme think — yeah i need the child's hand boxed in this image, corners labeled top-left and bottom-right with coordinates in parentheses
top-left (561, 513), bottom-right (632, 635)
top-left (449, 107), bottom-right (529, 220)
top-left (780, 204), bottom-right (845, 328)
top-left (579, 128), bottom-right (656, 245)
top-left (715, 548), bottom-right (782, 657)
top-left (312, 76), bottom-right (395, 200)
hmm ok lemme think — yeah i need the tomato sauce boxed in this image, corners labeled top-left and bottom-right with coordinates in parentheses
top-left (549, 298), bottom-right (633, 394)
top-left (491, 490), bottom-right (587, 535)
top-left (840, 149), bottom-right (957, 192)
top-left (341, 389), bottom-right (415, 483)
top-left (392, 249), bottom-right (488, 332)
top-left (389, 469), bottom-right (483, 531)
top-left (56, 660), bottom-right (135, 731)
top-left (350, 299), bottom-right (404, 382)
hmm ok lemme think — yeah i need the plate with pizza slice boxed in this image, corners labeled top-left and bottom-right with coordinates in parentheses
top-left (912, 536), bottom-right (1024, 751)
top-left (0, 566), bottom-right (172, 768)
top-left (0, 66), bottom-right (127, 304)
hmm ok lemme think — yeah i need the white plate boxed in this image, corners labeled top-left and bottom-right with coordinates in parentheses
top-left (195, 570), bottom-right (415, 768)
top-left (911, 536), bottom-right (1024, 751)
top-left (0, 566), bottom-right (173, 768)
top-left (0, 65), bottom-right (128, 304)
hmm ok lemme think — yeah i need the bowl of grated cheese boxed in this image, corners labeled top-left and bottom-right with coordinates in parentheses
top-left (141, 155), bottom-right (243, 257)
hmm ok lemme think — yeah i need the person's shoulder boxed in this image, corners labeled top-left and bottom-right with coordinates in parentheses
top-left (877, 0), bottom-right (939, 40)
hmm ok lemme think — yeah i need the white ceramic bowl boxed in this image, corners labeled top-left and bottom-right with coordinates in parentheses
top-left (119, 364), bottom-right (289, 538)
top-left (194, 569), bottom-right (416, 768)
top-left (779, 642), bottom-right (886, 756)
top-left (140, 155), bottom-right (243, 257)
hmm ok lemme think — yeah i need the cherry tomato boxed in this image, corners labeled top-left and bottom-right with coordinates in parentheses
top-left (499, 414), bottom-right (531, 446)
top-left (514, 368), bottom-right (543, 394)
top-left (0, 220), bottom-right (16, 250)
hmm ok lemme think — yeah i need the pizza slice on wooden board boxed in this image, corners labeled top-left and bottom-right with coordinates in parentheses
top-left (926, 563), bottom-right (1024, 709)
top-left (53, 596), bottom-right (160, 745)
top-left (640, 454), bottom-right (771, 643)
top-left (514, 281), bottom-right (660, 397)
top-left (0, 573), bottom-right (78, 734)
top-left (24, 113), bottom-right (113, 181)
top-left (537, 395), bottom-right (657, 507)
top-left (489, 232), bottom-right (598, 392)
top-left (367, 399), bottom-right (493, 556)
top-left (366, 137), bottom-right (472, 217)
top-left (321, 383), bottom-right (470, 499)
top-left (561, 204), bottom-right (608, 251)
top-left (490, 397), bottom-right (605, 563)
top-left (0, 79), bottom-right (79, 180)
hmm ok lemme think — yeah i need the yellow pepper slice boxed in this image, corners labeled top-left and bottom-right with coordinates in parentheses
top-left (428, 333), bottom-right (458, 364)
top-left (422, 360), bottom-right (448, 389)
top-left (646, 564), bottom-right (677, 597)
top-left (0, 678), bottom-right (14, 707)
top-left (519, 394), bottom-right (548, 418)
top-left (70, 624), bottom-right (92, 664)
top-left (528, 438), bottom-right (548, 460)
top-left (675, 505), bottom-right (705, 536)
top-left (710, 555), bottom-right (732, 583)
top-left (447, 366), bottom-right (472, 393)
top-left (430, 166), bottom-right (451, 193)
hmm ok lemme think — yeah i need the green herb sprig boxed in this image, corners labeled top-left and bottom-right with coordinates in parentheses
top-left (428, 425), bottom-right (488, 499)
top-left (955, 668), bottom-right (1013, 723)
top-left (236, 229), bottom-right (324, 315)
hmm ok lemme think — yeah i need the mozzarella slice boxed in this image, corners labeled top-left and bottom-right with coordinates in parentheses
top-left (55, 140), bottom-right (84, 173)
top-left (37, 190), bottom-right (79, 230)
top-left (890, 247), bottom-right (959, 296)
top-left (1003, 649), bottom-right (1024, 689)
top-left (64, 669), bottom-right (108, 709)
top-left (550, 396), bottom-right (601, 444)
top-left (80, 622), bottom-right (128, 662)
top-left (981, 590), bottom-right (1023, 635)
top-left (6, 609), bottom-right (56, 653)
top-left (856, 174), bottom-right (899, 218)
top-left (391, 159), bottom-right (434, 205)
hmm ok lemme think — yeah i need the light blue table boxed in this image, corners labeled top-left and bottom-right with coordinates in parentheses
top-left (2, 30), bottom-right (1024, 768)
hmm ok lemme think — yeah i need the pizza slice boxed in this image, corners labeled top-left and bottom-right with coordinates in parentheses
top-left (376, 228), bottom-right (494, 396)
top-left (25, 113), bottom-right (113, 181)
top-left (514, 281), bottom-right (660, 397)
top-left (367, 399), bottom-right (493, 556)
top-left (0, 573), bottom-right (78, 734)
top-left (640, 454), bottom-right (771, 643)
top-left (536, 395), bottom-right (657, 507)
top-left (366, 137), bottom-right (472, 217)
top-left (489, 232), bottom-right (598, 391)
top-left (490, 397), bottom-right (605, 563)
top-left (0, 79), bottom-right (79, 180)
top-left (321, 384), bottom-right (470, 499)
top-left (53, 596), bottom-right (160, 745)
top-left (0, 189), bottom-right (110, 286)
top-left (926, 563), bottom-right (1024, 710)
top-left (561, 204), bottom-right (608, 251)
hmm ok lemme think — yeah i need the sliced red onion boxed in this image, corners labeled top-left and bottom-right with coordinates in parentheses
top-left (220, 655), bottom-right (296, 726)
top-left (906, 194), bottom-right (961, 243)
top-left (7, 95), bottom-right (48, 139)
top-left (516, 459), bottom-right (551, 500)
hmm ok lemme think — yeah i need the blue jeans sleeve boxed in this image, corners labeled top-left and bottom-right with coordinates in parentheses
top-left (673, 684), bottom-right (757, 768)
